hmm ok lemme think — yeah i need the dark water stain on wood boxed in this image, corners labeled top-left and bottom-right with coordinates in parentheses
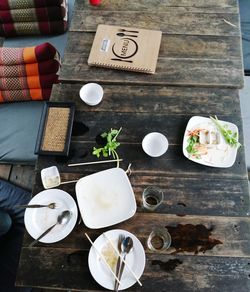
top-left (177, 202), bottom-right (186, 207)
top-left (77, 150), bottom-right (89, 159)
top-left (55, 148), bottom-right (76, 163)
top-left (166, 224), bottom-right (223, 254)
top-left (72, 121), bottom-right (89, 136)
top-left (67, 251), bottom-right (87, 267)
top-left (152, 259), bottom-right (182, 272)
top-left (55, 148), bottom-right (88, 163)
top-left (95, 133), bottom-right (107, 146)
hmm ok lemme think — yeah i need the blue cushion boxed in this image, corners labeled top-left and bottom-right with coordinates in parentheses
top-left (239, 0), bottom-right (250, 73)
top-left (0, 101), bottom-right (44, 164)
top-left (0, 179), bottom-right (31, 291)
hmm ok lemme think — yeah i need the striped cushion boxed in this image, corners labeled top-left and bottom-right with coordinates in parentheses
top-left (0, 42), bottom-right (60, 102)
top-left (0, 0), bottom-right (67, 37)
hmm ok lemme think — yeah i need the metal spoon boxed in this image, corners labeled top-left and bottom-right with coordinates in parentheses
top-left (114, 234), bottom-right (125, 290)
top-left (15, 203), bottom-right (56, 209)
top-left (118, 29), bottom-right (139, 33)
top-left (116, 33), bottom-right (138, 37)
top-left (29, 210), bottom-right (71, 247)
top-left (114, 237), bottom-right (133, 291)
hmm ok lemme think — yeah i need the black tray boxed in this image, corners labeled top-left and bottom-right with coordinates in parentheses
top-left (35, 102), bottom-right (75, 156)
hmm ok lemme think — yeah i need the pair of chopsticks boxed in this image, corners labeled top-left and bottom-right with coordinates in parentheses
top-left (68, 159), bottom-right (123, 167)
top-left (85, 233), bottom-right (142, 287)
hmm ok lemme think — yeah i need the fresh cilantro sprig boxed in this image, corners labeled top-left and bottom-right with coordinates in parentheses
top-left (92, 127), bottom-right (122, 167)
top-left (186, 134), bottom-right (200, 159)
top-left (210, 116), bottom-right (241, 148)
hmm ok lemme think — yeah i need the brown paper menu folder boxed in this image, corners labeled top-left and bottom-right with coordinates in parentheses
top-left (88, 24), bottom-right (162, 74)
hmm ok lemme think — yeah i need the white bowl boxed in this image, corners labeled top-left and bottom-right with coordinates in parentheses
top-left (79, 83), bottom-right (103, 106)
top-left (142, 132), bottom-right (168, 157)
top-left (41, 166), bottom-right (61, 189)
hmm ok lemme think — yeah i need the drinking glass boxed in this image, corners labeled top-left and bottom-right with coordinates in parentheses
top-left (142, 186), bottom-right (164, 211)
top-left (147, 227), bottom-right (171, 252)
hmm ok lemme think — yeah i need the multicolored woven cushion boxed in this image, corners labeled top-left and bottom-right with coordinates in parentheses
top-left (0, 0), bottom-right (63, 10)
top-left (0, 42), bottom-right (58, 64)
top-left (0, 42), bottom-right (60, 103)
top-left (0, 21), bottom-right (67, 36)
top-left (0, 0), bottom-right (67, 37)
top-left (0, 59), bottom-right (60, 77)
top-left (0, 6), bottom-right (67, 22)
top-left (0, 88), bottom-right (53, 102)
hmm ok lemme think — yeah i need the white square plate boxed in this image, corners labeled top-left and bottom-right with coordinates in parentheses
top-left (75, 168), bottom-right (136, 229)
top-left (183, 116), bottom-right (239, 168)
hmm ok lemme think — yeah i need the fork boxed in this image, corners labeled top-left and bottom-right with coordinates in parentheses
top-left (15, 203), bottom-right (56, 209)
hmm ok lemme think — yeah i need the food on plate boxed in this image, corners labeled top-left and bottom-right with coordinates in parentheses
top-left (42, 175), bottom-right (60, 189)
top-left (186, 124), bottom-right (229, 162)
top-left (199, 129), bottom-right (220, 145)
top-left (210, 116), bottom-right (241, 148)
top-left (183, 116), bottom-right (239, 167)
top-left (101, 241), bottom-right (118, 272)
top-left (199, 130), bottom-right (209, 145)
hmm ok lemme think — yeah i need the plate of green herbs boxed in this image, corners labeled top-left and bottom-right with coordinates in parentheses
top-left (182, 116), bottom-right (240, 168)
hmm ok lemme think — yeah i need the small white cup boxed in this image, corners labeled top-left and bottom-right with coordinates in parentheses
top-left (79, 83), bottom-right (103, 106)
top-left (41, 166), bottom-right (61, 189)
top-left (142, 132), bottom-right (168, 157)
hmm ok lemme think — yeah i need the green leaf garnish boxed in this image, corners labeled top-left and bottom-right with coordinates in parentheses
top-left (210, 116), bottom-right (241, 148)
top-left (186, 135), bottom-right (201, 159)
top-left (92, 127), bottom-right (122, 167)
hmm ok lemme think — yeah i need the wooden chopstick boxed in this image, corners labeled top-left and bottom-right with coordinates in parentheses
top-left (84, 233), bottom-right (122, 285)
top-left (103, 233), bottom-right (142, 286)
top-left (68, 159), bottom-right (123, 167)
top-left (60, 179), bottom-right (78, 185)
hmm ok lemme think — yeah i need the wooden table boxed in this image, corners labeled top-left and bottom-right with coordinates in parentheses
top-left (17, 0), bottom-right (250, 291)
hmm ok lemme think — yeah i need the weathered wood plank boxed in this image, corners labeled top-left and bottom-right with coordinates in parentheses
top-left (60, 51), bottom-right (243, 88)
top-left (63, 32), bottom-right (242, 59)
top-left (21, 213), bottom-right (250, 256)
top-left (61, 0), bottom-right (243, 89)
top-left (34, 140), bottom-right (247, 180)
top-left (51, 83), bottom-right (241, 115)
top-left (71, 10), bottom-right (240, 36)
top-left (77, 0), bottom-right (239, 13)
top-left (16, 248), bottom-right (250, 291)
top-left (9, 165), bottom-right (35, 191)
top-left (70, 112), bottom-right (244, 145)
top-left (0, 164), bottom-right (11, 180)
top-left (32, 170), bottom-right (250, 217)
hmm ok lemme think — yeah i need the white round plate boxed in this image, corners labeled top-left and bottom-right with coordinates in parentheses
top-left (88, 229), bottom-right (145, 290)
top-left (24, 189), bottom-right (78, 243)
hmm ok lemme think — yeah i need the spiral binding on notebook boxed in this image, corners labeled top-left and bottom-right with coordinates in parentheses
top-left (89, 62), bottom-right (153, 74)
